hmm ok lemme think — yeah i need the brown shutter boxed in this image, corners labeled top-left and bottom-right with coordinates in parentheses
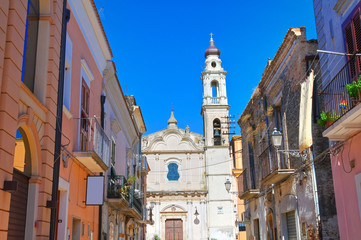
top-left (352, 10), bottom-right (361, 74)
top-left (345, 23), bottom-right (357, 78)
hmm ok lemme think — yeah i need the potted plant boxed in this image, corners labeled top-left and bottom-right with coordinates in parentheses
top-left (317, 111), bottom-right (340, 127)
top-left (346, 78), bottom-right (361, 104)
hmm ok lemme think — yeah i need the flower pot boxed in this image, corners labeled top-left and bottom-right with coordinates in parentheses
top-left (326, 120), bottom-right (334, 127)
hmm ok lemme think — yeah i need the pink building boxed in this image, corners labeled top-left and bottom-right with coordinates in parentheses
top-left (314, 1), bottom-right (361, 238)
top-left (56, 0), bottom-right (113, 239)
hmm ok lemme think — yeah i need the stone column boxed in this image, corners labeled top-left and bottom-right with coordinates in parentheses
top-left (25, 176), bottom-right (41, 240)
top-left (187, 201), bottom-right (193, 239)
top-left (154, 201), bottom-right (161, 237)
top-left (200, 200), bottom-right (207, 240)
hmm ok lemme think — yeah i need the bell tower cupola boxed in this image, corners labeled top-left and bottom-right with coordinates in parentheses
top-left (201, 34), bottom-right (228, 106)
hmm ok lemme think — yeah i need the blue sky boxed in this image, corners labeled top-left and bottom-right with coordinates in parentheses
top-left (94, 0), bottom-right (317, 136)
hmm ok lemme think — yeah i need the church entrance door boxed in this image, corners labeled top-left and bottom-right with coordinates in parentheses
top-left (165, 219), bottom-right (183, 240)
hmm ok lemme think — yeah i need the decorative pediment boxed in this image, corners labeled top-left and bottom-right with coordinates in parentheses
top-left (143, 129), bottom-right (203, 152)
top-left (161, 204), bottom-right (187, 213)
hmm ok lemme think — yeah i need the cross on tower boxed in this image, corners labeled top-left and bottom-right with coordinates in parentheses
top-left (210, 33), bottom-right (213, 40)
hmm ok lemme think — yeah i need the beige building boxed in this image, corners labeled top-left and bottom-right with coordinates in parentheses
top-left (143, 37), bottom-right (237, 240)
top-left (143, 112), bottom-right (207, 240)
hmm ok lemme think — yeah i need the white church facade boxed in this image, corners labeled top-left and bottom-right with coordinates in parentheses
top-left (143, 37), bottom-right (237, 240)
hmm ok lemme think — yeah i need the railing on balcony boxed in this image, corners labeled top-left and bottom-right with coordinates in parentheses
top-left (319, 55), bottom-right (360, 123)
top-left (237, 169), bottom-right (247, 197)
top-left (131, 190), bottom-right (143, 215)
top-left (211, 97), bottom-right (220, 104)
top-left (73, 117), bottom-right (110, 171)
top-left (107, 175), bottom-right (129, 202)
top-left (238, 169), bottom-right (259, 199)
top-left (260, 146), bottom-right (278, 179)
top-left (260, 145), bottom-right (294, 184)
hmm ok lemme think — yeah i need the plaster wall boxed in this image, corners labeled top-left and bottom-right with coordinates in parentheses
top-left (313, 0), bottom-right (360, 84)
top-left (331, 132), bottom-right (361, 239)
top-left (0, 0), bottom-right (63, 238)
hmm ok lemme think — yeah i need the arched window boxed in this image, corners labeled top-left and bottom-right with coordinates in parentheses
top-left (167, 163), bottom-right (180, 181)
top-left (213, 118), bottom-right (221, 145)
top-left (211, 81), bottom-right (219, 98)
top-left (22, 0), bottom-right (40, 92)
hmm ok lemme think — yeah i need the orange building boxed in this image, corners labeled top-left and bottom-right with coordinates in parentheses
top-left (230, 135), bottom-right (247, 240)
top-left (0, 0), bottom-right (64, 239)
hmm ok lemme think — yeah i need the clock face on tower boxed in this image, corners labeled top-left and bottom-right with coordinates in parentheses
top-left (211, 62), bottom-right (216, 68)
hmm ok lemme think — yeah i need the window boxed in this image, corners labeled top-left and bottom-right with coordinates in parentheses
top-left (63, 34), bottom-right (73, 109)
top-left (344, 5), bottom-right (361, 81)
top-left (254, 219), bottom-right (260, 240)
top-left (80, 80), bottom-right (90, 151)
top-left (238, 222), bottom-right (246, 231)
top-left (211, 81), bottom-right (219, 98)
top-left (22, 0), bottom-right (39, 92)
top-left (213, 118), bottom-right (221, 145)
top-left (111, 139), bottom-right (116, 166)
top-left (286, 211), bottom-right (297, 240)
top-left (167, 163), bottom-right (179, 181)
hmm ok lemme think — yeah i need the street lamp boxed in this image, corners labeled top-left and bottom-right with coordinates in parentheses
top-left (225, 179), bottom-right (231, 193)
top-left (271, 128), bottom-right (307, 161)
top-left (149, 201), bottom-right (155, 225)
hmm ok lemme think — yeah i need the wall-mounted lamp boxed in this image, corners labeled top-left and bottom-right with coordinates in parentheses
top-left (194, 207), bottom-right (200, 225)
top-left (149, 201), bottom-right (155, 225)
top-left (225, 179), bottom-right (231, 193)
top-left (271, 128), bottom-right (307, 161)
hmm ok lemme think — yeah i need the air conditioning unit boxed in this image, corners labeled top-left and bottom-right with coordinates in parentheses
top-left (241, 212), bottom-right (250, 224)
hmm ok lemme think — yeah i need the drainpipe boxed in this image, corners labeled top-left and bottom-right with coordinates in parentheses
top-left (49, 1), bottom-right (70, 239)
top-left (99, 95), bottom-right (106, 240)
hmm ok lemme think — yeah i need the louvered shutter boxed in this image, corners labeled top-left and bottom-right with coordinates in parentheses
top-left (286, 211), bottom-right (297, 240)
top-left (353, 10), bottom-right (361, 74)
top-left (345, 23), bottom-right (357, 79)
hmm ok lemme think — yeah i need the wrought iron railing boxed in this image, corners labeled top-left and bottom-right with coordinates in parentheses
top-left (74, 117), bottom-right (110, 167)
top-left (237, 169), bottom-right (248, 198)
top-left (107, 175), bottom-right (129, 202)
top-left (260, 146), bottom-right (286, 180)
top-left (131, 190), bottom-right (143, 215)
top-left (319, 54), bottom-right (361, 124)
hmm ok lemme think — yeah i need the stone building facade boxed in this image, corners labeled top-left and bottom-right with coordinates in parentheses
top-left (143, 37), bottom-right (237, 240)
top-left (237, 27), bottom-right (339, 240)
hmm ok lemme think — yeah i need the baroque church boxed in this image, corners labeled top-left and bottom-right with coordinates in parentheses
top-left (142, 37), bottom-right (237, 240)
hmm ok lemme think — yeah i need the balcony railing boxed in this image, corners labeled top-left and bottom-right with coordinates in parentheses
top-left (319, 55), bottom-right (360, 125)
top-left (73, 118), bottom-right (110, 172)
top-left (260, 145), bottom-right (294, 184)
top-left (131, 190), bottom-right (143, 215)
top-left (238, 169), bottom-right (259, 200)
top-left (211, 97), bottom-right (220, 104)
top-left (107, 175), bottom-right (129, 201)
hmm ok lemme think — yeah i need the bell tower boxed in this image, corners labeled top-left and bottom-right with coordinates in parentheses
top-left (201, 34), bottom-right (229, 147)
top-left (201, 35), bottom-right (236, 240)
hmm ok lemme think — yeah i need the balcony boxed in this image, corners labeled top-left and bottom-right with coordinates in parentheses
top-left (107, 175), bottom-right (129, 209)
top-left (238, 169), bottom-right (260, 200)
top-left (73, 118), bottom-right (110, 172)
top-left (319, 55), bottom-right (361, 140)
top-left (260, 146), bottom-right (294, 185)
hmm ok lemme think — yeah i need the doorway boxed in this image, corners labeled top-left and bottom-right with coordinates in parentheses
top-left (165, 219), bottom-right (183, 240)
top-left (72, 218), bottom-right (81, 240)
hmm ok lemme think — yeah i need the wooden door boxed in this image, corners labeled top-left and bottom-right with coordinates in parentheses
top-left (165, 219), bottom-right (183, 240)
top-left (8, 168), bottom-right (29, 240)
